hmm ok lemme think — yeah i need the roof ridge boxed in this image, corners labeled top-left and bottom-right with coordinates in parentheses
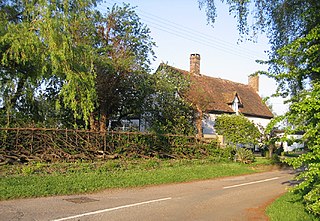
top-left (165, 64), bottom-right (252, 88)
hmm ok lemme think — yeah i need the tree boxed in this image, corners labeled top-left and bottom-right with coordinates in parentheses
top-left (277, 28), bottom-right (320, 215)
top-left (0, 0), bottom-right (99, 127)
top-left (0, 0), bottom-right (48, 126)
top-left (198, 0), bottom-right (319, 96)
top-left (198, 0), bottom-right (320, 215)
top-left (261, 117), bottom-right (283, 159)
top-left (0, 2), bottom-right (155, 130)
top-left (184, 84), bottom-right (212, 138)
top-left (91, 4), bottom-right (155, 132)
top-left (215, 114), bottom-right (261, 148)
top-left (285, 83), bottom-right (320, 216)
top-left (146, 64), bottom-right (195, 135)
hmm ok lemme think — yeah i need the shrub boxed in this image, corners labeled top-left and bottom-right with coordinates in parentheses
top-left (206, 142), bottom-right (237, 161)
top-left (270, 154), bottom-right (281, 164)
top-left (234, 148), bottom-right (255, 164)
top-left (215, 114), bottom-right (261, 147)
top-left (223, 146), bottom-right (237, 160)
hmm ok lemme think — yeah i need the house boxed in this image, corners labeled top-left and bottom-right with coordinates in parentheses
top-left (162, 53), bottom-right (274, 138)
top-left (274, 130), bottom-right (305, 152)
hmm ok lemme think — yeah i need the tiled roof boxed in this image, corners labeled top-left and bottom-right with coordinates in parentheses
top-left (165, 65), bottom-right (274, 119)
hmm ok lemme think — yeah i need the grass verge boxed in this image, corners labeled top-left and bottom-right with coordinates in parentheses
top-left (266, 192), bottom-right (319, 221)
top-left (1, 158), bottom-right (273, 200)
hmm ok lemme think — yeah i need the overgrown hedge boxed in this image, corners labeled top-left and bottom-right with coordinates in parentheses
top-left (0, 128), bottom-right (227, 164)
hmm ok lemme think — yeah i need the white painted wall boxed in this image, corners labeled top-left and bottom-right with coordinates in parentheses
top-left (246, 116), bottom-right (271, 131)
top-left (202, 113), bottom-right (272, 135)
top-left (276, 133), bottom-right (304, 152)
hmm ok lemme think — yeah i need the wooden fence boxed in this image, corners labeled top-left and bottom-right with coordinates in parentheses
top-left (0, 128), bottom-right (207, 164)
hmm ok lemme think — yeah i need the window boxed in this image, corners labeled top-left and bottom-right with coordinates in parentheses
top-left (232, 96), bottom-right (239, 114)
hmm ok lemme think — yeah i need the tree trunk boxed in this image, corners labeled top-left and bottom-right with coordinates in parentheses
top-left (10, 75), bottom-right (27, 107)
top-left (99, 113), bottom-right (107, 132)
top-left (89, 113), bottom-right (97, 131)
top-left (269, 143), bottom-right (275, 158)
top-left (1, 75), bottom-right (27, 112)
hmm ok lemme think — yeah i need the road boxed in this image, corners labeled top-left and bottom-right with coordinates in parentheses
top-left (0, 169), bottom-right (296, 221)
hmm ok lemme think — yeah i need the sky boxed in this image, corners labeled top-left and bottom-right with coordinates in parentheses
top-left (99, 0), bottom-right (287, 115)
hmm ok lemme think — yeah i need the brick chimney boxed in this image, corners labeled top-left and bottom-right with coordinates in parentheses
top-left (190, 53), bottom-right (201, 76)
top-left (248, 74), bottom-right (259, 93)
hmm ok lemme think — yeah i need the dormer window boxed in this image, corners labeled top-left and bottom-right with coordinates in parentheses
top-left (227, 92), bottom-right (243, 115)
top-left (232, 96), bottom-right (240, 114)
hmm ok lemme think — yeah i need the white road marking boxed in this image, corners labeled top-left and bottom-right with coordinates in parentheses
top-left (51, 197), bottom-right (172, 221)
top-left (223, 177), bottom-right (280, 189)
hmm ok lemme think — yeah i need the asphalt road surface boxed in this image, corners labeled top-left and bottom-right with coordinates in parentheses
top-left (0, 169), bottom-right (296, 221)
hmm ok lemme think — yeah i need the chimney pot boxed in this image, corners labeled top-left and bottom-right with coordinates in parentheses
top-left (190, 53), bottom-right (201, 76)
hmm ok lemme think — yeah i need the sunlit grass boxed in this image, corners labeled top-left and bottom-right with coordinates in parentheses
top-left (0, 158), bottom-right (274, 200)
top-left (266, 192), bottom-right (319, 221)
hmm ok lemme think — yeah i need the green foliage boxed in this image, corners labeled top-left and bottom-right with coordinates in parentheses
top-left (264, 25), bottom-right (320, 98)
top-left (207, 143), bottom-right (237, 162)
top-left (270, 154), bottom-right (280, 164)
top-left (198, 6), bottom-right (319, 208)
top-left (0, 2), bottom-right (155, 129)
top-left (92, 3), bottom-right (155, 131)
top-left (274, 30), bottom-right (320, 216)
top-left (214, 114), bottom-right (258, 164)
top-left (199, 1), bottom-right (320, 61)
top-left (147, 64), bottom-right (195, 135)
top-left (234, 148), bottom-right (255, 164)
top-left (215, 114), bottom-right (261, 147)
top-left (267, 192), bottom-right (319, 221)
top-left (0, 0), bottom-right (99, 127)
top-left (0, 159), bottom-right (265, 200)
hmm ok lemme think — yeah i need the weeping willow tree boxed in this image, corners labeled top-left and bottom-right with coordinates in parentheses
top-left (0, 1), bottom-right (155, 130)
top-left (0, 0), bottom-right (99, 128)
top-left (198, 0), bottom-right (320, 216)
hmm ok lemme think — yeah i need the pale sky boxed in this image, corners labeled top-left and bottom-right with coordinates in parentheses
top-left (100, 0), bottom-right (287, 115)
